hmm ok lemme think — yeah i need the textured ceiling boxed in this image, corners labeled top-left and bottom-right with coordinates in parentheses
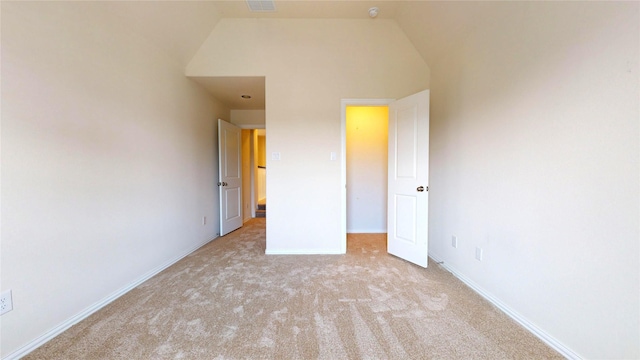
top-left (189, 1), bottom-right (406, 110)
top-left (190, 77), bottom-right (266, 110)
top-left (213, 0), bottom-right (402, 19)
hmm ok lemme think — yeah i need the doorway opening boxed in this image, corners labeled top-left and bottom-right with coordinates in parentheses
top-left (345, 105), bottom-right (389, 255)
top-left (341, 91), bottom-right (430, 267)
top-left (346, 106), bottom-right (389, 232)
top-left (340, 99), bottom-right (394, 253)
top-left (201, 76), bottom-right (266, 235)
top-left (241, 128), bottom-right (266, 222)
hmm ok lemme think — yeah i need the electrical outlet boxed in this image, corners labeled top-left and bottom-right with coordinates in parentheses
top-left (202, 216), bottom-right (207, 225)
top-left (475, 247), bottom-right (483, 261)
top-left (1, 290), bottom-right (13, 315)
top-left (452, 235), bottom-right (458, 248)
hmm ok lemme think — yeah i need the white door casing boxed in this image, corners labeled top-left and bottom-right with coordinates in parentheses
top-left (387, 90), bottom-right (430, 267)
top-left (218, 119), bottom-right (243, 236)
top-left (340, 99), bottom-right (394, 253)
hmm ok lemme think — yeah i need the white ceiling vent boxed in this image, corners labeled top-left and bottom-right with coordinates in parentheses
top-left (246, 0), bottom-right (276, 12)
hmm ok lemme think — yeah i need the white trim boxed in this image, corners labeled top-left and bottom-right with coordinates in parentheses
top-left (340, 99), bottom-right (394, 254)
top-left (265, 248), bottom-right (343, 255)
top-left (428, 252), bottom-right (582, 360)
top-left (3, 236), bottom-right (218, 360)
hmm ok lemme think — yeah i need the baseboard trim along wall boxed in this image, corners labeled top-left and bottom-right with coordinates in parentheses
top-left (4, 236), bottom-right (219, 360)
top-left (428, 252), bottom-right (582, 360)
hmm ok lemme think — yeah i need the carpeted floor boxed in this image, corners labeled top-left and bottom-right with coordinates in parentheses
top-left (25, 218), bottom-right (561, 359)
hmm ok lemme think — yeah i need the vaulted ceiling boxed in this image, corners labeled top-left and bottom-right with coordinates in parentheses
top-left (102, 1), bottom-right (408, 68)
top-left (100, 1), bottom-right (509, 110)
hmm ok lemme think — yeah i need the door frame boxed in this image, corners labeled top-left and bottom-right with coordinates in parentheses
top-left (340, 98), bottom-right (394, 253)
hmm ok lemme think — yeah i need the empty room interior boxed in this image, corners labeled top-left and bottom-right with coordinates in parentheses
top-left (1, 1), bottom-right (638, 359)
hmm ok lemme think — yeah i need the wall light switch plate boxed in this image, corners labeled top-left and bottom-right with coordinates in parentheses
top-left (271, 152), bottom-right (281, 161)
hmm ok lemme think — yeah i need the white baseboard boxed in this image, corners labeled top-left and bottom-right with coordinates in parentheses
top-left (3, 236), bottom-right (218, 360)
top-left (428, 252), bottom-right (581, 360)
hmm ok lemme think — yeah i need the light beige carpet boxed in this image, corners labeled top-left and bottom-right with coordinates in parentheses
top-left (26, 219), bottom-right (561, 359)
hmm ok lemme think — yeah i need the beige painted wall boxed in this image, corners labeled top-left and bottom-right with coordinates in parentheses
top-left (231, 109), bottom-right (266, 127)
top-left (1, 2), bottom-right (229, 357)
top-left (253, 130), bottom-right (260, 216)
top-left (397, 2), bottom-right (639, 358)
top-left (187, 18), bottom-right (429, 253)
top-left (241, 129), bottom-right (252, 222)
top-left (346, 106), bottom-right (388, 233)
top-left (257, 135), bottom-right (267, 202)
top-left (257, 136), bottom-right (266, 167)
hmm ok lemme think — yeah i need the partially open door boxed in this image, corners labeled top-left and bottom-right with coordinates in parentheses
top-left (387, 90), bottom-right (430, 267)
top-left (218, 119), bottom-right (243, 236)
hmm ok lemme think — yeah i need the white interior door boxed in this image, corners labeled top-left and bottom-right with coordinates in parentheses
top-left (218, 119), bottom-right (243, 236)
top-left (387, 90), bottom-right (430, 267)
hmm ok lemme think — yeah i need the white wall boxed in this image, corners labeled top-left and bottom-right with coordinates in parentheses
top-left (230, 109), bottom-right (266, 127)
top-left (398, 2), bottom-right (639, 358)
top-left (187, 19), bottom-right (429, 254)
top-left (0, 2), bottom-right (229, 357)
top-left (346, 106), bottom-right (388, 233)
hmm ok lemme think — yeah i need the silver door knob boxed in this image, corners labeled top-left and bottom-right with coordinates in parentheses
top-left (417, 186), bottom-right (425, 192)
